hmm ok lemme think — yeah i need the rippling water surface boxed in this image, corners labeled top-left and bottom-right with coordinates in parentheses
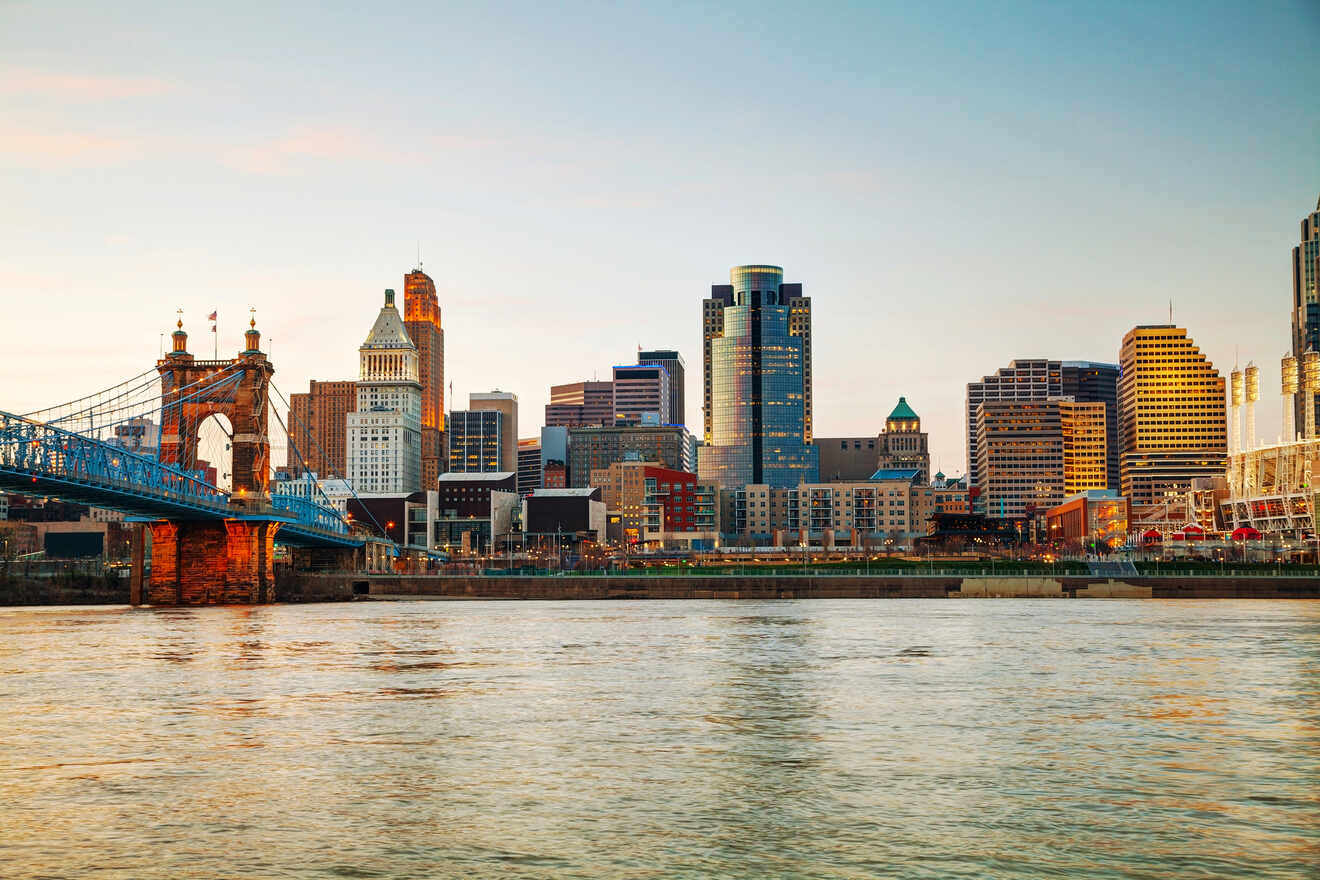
top-left (1, 599), bottom-right (1318, 878)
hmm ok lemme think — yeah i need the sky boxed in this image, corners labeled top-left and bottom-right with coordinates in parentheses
top-left (1, 0), bottom-right (1317, 477)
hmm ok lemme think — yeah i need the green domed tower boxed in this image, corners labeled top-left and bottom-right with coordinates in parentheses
top-left (878, 396), bottom-right (930, 483)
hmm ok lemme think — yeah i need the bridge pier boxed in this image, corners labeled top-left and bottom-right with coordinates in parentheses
top-left (147, 519), bottom-right (280, 605)
top-left (129, 524), bottom-right (145, 606)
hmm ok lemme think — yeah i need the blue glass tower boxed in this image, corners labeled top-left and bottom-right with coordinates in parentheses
top-left (699, 265), bottom-right (818, 488)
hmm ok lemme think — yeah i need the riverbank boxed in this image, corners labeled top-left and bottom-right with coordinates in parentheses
top-left (0, 574), bottom-right (129, 606)
top-left (281, 572), bottom-right (1320, 601)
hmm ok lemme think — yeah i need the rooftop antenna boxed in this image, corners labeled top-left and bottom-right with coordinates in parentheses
top-left (1169, 299), bottom-right (1173, 325)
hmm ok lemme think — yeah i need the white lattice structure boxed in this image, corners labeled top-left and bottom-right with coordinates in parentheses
top-left (1222, 438), bottom-right (1320, 537)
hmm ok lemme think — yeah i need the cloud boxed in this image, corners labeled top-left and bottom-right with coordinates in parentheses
top-left (0, 124), bottom-right (142, 165)
top-left (0, 68), bottom-right (179, 99)
top-left (224, 126), bottom-right (503, 174)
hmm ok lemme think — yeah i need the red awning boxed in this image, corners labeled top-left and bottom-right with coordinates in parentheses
top-left (1143, 529), bottom-right (1162, 540)
top-left (1231, 526), bottom-right (1262, 540)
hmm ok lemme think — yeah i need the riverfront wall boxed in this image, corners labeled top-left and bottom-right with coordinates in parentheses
top-left (276, 572), bottom-right (1320, 602)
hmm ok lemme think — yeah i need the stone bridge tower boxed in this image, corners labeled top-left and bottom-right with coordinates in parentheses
top-left (144, 315), bottom-right (280, 605)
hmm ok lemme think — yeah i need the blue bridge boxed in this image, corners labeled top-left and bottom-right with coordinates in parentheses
top-left (1, 318), bottom-right (376, 604)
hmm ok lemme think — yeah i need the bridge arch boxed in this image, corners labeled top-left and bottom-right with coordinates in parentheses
top-left (157, 318), bottom-right (272, 510)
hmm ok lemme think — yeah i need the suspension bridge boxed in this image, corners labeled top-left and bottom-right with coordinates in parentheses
top-left (0, 317), bottom-right (379, 605)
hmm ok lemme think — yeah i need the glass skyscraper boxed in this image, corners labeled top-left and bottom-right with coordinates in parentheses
top-left (699, 264), bottom-right (818, 488)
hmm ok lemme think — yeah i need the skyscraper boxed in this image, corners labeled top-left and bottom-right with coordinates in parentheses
top-left (967, 359), bottom-right (1119, 496)
top-left (698, 264), bottom-right (817, 488)
top-left (1290, 195), bottom-right (1320, 431)
top-left (346, 290), bottom-right (422, 495)
top-left (468, 391), bottom-right (518, 472)
top-left (1117, 325), bottom-right (1226, 511)
top-left (403, 266), bottom-right (445, 487)
top-left (1060, 362), bottom-right (1120, 493)
top-left (447, 409), bottom-right (505, 474)
top-left (637, 349), bottom-right (686, 427)
top-left (973, 399), bottom-right (1106, 519)
top-left (612, 363), bottom-right (670, 425)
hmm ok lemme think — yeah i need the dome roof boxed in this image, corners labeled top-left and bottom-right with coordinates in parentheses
top-left (887, 396), bottom-right (919, 421)
top-left (361, 289), bottom-right (415, 350)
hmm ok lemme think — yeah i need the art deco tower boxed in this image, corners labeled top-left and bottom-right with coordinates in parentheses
top-left (404, 266), bottom-right (445, 487)
top-left (346, 290), bottom-right (423, 495)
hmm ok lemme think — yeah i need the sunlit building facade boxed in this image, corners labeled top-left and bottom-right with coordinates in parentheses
top-left (1117, 325), bottom-right (1227, 512)
top-left (973, 398), bottom-right (1106, 519)
top-left (876, 397), bottom-right (930, 484)
top-left (346, 289), bottom-right (423, 496)
top-left (967, 360), bottom-right (1120, 499)
top-left (699, 264), bottom-right (817, 488)
top-left (403, 266), bottom-right (445, 487)
top-left (1290, 195), bottom-right (1320, 431)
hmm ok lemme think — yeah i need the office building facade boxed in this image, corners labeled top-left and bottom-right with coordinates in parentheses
top-left (517, 437), bottom-right (542, 495)
top-left (1117, 325), bottom-right (1227, 512)
top-left (816, 436), bottom-right (879, 482)
top-left (545, 380), bottom-right (614, 428)
top-left (346, 290), bottom-right (423, 496)
top-left (286, 380), bottom-right (355, 477)
top-left (967, 359), bottom-right (1119, 495)
top-left (699, 264), bottom-right (817, 488)
top-left (1290, 195), bottom-right (1320, 432)
top-left (468, 391), bottom-right (518, 472)
top-left (638, 349), bottom-right (686, 427)
top-left (566, 424), bottom-right (694, 487)
top-left (447, 409), bottom-right (504, 474)
top-left (403, 266), bottom-right (445, 487)
top-left (612, 363), bottom-right (670, 426)
top-left (973, 398), bottom-right (1106, 520)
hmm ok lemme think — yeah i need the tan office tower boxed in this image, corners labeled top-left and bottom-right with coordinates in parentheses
top-left (469, 391), bottom-right (518, 472)
top-left (404, 266), bottom-right (445, 487)
top-left (1059, 399), bottom-right (1107, 495)
top-left (1118, 325), bottom-right (1227, 511)
top-left (973, 398), bottom-right (1107, 519)
top-left (285, 380), bottom-right (356, 477)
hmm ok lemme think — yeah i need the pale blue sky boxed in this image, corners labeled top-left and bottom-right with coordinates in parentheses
top-left (1, 0), bottom-right (1317, 475)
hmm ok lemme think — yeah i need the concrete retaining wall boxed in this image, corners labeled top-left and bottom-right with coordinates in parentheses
top-left (276, 572), bottom-right (1320, 601)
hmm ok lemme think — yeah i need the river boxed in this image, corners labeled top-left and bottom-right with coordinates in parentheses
top-left (1, 599), bottom-right (1317, 878)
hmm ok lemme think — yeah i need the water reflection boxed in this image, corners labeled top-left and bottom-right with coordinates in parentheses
top-left (0, 600), bottom-right (1315, 878)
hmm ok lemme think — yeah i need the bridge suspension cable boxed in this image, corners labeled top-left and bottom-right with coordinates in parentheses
top-left (20, 367), bottom-right (160, 422)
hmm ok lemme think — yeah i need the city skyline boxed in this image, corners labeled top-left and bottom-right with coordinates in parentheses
top-left (2, 1), bottom-right (1317, 478)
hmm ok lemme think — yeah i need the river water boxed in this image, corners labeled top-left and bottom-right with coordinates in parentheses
top-left (1, 599), bottom-right (1317, 879)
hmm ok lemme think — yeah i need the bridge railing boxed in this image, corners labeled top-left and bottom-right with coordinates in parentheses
top-left (0, 411), bottom-right (230, 510)
top-left (270, 492), bottom-right (350, 535)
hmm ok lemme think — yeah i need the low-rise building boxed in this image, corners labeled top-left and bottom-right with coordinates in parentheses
top-left (434, 472), bottom-right (518, 554)
top-left (523, 488), bottom-right (606, 546)
top-left (1044, 490), bottom-right (1130, 550)
top-left (725, 468), bottom-right (935, 548)
top-left (567, 424), bottom-right (694, 486)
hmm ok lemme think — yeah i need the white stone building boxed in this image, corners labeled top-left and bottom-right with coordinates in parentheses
top-left (347, 289), bottom-right (423, 496)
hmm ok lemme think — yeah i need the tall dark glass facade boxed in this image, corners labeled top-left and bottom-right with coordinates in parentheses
top-left (699, 265), bottom-right (818, 488)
